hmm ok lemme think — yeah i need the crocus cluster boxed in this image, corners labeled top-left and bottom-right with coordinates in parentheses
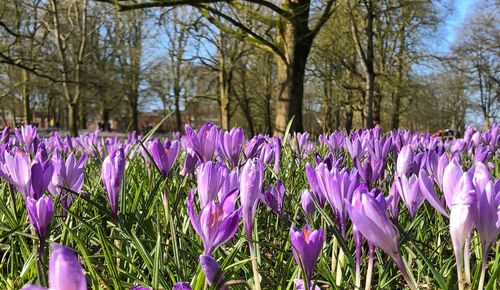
top-left (0, 121), bottom-right (497, 290)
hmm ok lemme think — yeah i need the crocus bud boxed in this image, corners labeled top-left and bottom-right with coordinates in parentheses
top-left (48, 153), bottom-right (87, 210)
top-left (300, 189), bottom-right (316, 217)
top-left (290, 225), bottom-right (324, 281)
top-left (185, 123), bottom-right (219, 163)
top-left (220, 127), bottom-right (244, 168)
top-left (395, 174), bottom-right (424, 218)
top-left (240, 158), bottom-right (264, 238)
top-left (345, 188), bottom-right (400, 262)
top-left (418, 169), bottom-right (448, 217)
top-left (396, 145), bottom-right (413, 176)
top-left (442, 158), bottom-right (463, 209)
top-left (200, 255), bottom-right (229, 290)
top-left (261, 180), bottom-right (285, 215)
top-left (449, 173), bottom-right (477, 287)
top-left (26, 196), bottom-right (54, 252)
top-left (173, 282), bottom-right (192, 290)
top-left (476, 181), bottom-right (500, 257)
top-left (196, 161), bottom-right (229, 207)
top-left (102, 148), bottom-right (125, 220)
top-left (294, 279), bottom-right (321, 290)
top-left (22, 244), bottom-right (87, 290)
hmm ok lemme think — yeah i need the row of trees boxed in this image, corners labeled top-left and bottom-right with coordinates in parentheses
top-left (0, 0), bottom-right (498, 135)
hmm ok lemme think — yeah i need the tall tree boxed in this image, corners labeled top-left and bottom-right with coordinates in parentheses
top-left (96, 0), bottom-right (336, 135)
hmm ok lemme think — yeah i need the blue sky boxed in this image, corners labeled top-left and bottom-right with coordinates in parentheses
top-left (439, 0), bottom-right (477, 53)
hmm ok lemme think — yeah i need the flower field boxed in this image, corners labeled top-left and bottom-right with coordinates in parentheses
top-left (0, 123), bottom-right (499, 290)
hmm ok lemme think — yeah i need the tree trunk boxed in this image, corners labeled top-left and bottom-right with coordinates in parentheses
top-left (219, 69), bottom-right (231, 130)
top-left (174, 94), bottom-right (182, 132)
top-left (22, 70), bottom-right (32, 125)
top-left (373, 89), bottom-right (382, 125)
top-left (273, 3), bottom-right (313, 135)
top-left (345, 101), bottom-right (354, 133)
top-left (363, 0), bottom-right (375, 129)
top-left (322, 80), bottom-right (333, 132)
top-left (102, 108), bottom-right (111, 131)
top-left (391, 92), bottom-right (401, 129)
top-left (129, 73), bottom-right (140, 131)
top-left (239, 68), bottom-right (255, 136)
top-left (264, 55), bottom-right (273, 135)
top-left (68, 102), bottom-right (78, 136)
top-left (130, 97), bottom-right (139, 131)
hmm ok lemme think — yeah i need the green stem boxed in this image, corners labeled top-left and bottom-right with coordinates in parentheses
top-left (395, 255), bottom-right (417, 290)
top-left (36, 244), bottom-right (47, 287)
top-left (478, 242), bottom-right (490, 290)
top-left (249, 241), bottom-right (261, 290)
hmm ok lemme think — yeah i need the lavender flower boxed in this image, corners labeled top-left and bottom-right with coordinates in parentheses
top-left (22, 244), bottom-right (87, 290)
top-left (102, 148), bottom-right (125, 220)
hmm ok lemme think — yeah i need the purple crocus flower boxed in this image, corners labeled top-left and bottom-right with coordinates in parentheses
top-left (26, 196), bottom-right (54, 252)
top-left (187, 190), bottom-right (241, 255)
top-left (290, 225), bottom-right (324, 282)
top-left (240, 158), bottom-right (264, 239)
top-left (22, 244), bottom-right (87, 290)
top-left (346, 187), bottom-right (399, 260)
top-left (345, 138), bottom-right (363, 161)
top-left (261, 180), bottom-right (285, 215)
top-left (345, 188), bottom-right (416, 289)
top-left (449, 173), bottom-right (477, 289)
top-left (395, 174), bottom-right (424, 217)
top-left (259, 137), bottom-right (282, 175)
top-left (396, 145), bottom-right (413, 176)
top-left (418, 169), bottom-right (449, 217)
top-left (313, 163), bottom-right (359, 235)
top-left (200, 255), bottom-right (229, 290)
top-left (294, 279), bottom-right (321, 290)
top-left (48, 153), bottom-right (87, 210)
top-left (185, 123), bottom-right (219, 163)
top-left (442, 158), bottom-right (463, 209)
top-left (15, 125), bottom-right (38, 151)
top-left (476, 180), bottom-right (500, 288)
top-left (219, 127), bottom-right (244, 168)
top-left (196, 161), bottom-right (229, 207)
top-left (244, 135), bottom-right (266, 159)
top-left (102, 148), bottom-right (125, 220)
top-left (305, 163), bottom-right (326, 207)
top-left (301, 189), bottom-right (316, 218)
top-left (319, 132), bottom-right (345, 153)
top-left (130, 286), bottom-right (151, 290)
top-left (173, 282), bottom-right (192, 290)
top-left (181, 146), bottom-right (199, 176)
top-left (3, 149), bottom-right (54, 200)
top-left (147, 138), bottom-right (179, 178)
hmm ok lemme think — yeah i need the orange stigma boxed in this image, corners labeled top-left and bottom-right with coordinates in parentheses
top-left (303, 228), bottom-right (310, 242)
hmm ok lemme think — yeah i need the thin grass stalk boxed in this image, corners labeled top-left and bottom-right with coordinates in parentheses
top-left (331, 237), bottom-right (338, 273)
top-left (335, 247), bottom-right (345, 286)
